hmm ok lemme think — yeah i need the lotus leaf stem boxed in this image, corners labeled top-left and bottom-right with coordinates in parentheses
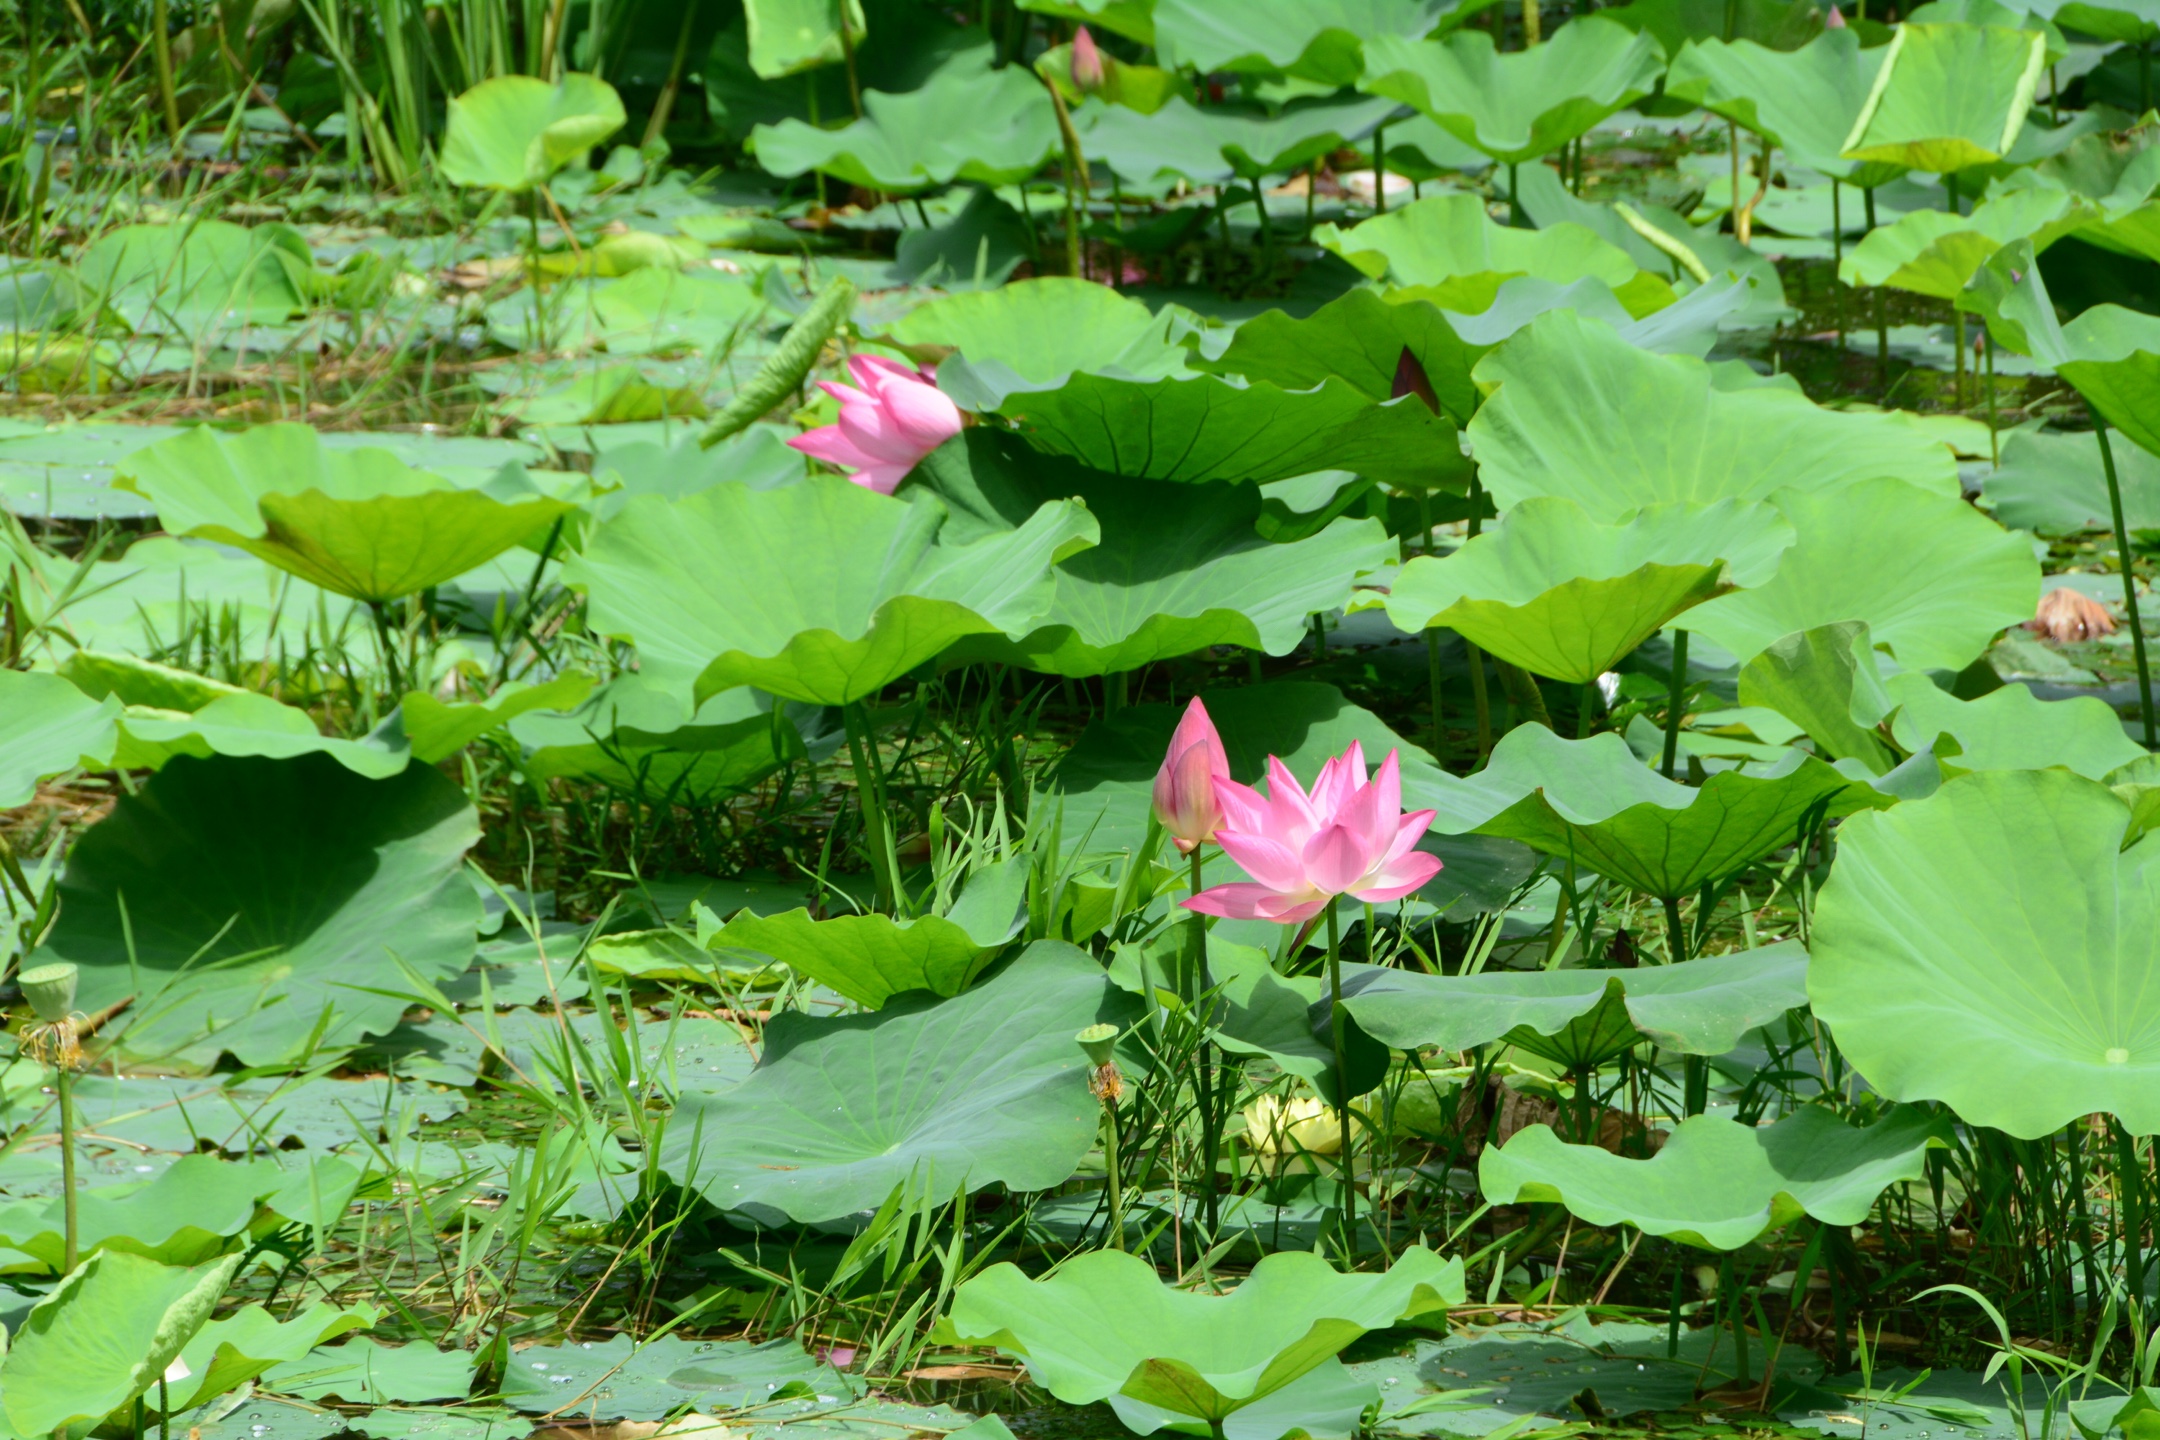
top-left (1325, 903), bottom-right (1357, 1257)
top-left (843, 702), bottom-right (901, 911)
top-left (1660, 630), bottom-right (1689, 778)
top-left (58, 1063), bottom-right (77, 1272)
top-left (1374, 125), bottom-right (1389, 215)
top-left (2094, 417), bottom-right (2157, 747)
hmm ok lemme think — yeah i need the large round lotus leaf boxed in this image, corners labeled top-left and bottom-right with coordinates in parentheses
top-left (398, 673), bottom-right (594, 764)
top-left (1153, 0), bottom-right (1456, 84)
top-left (887, 278), bottom-right (1199, 410)
top-left (1811, 769), bottom-right (2160, 1137)
top-left (1985, 427), bottom-right (2160, 535)
top-left (0, 1154), bottom-right (347, 1271)
top-left (1885, 671), bottom-right (2146, 779)
top-left (1360, 19), bottom-right (1665, 164)
top-left (949, 1247), bottom-right (1464, 1429)
top-left (1479, 1108), bottom-right (1945, 1251)
top-left (916, 430), bottom-right (1396, 677)
top-left (1736, 622), bottom-right (1899, 774)
top-left (744, 0), bottom-right (868, 77)
top-left (438, 73), bottom-right (626, 192)
top-left (37, 752), bottom-right (481, 1069)
top-left (1078, 94), bottom-right (1398, 185)
top-left (1681, 478), bottom-right (2037, 673)
top-left (508, 677), bottom-right (833, 796)
top-left (1000, 372), bottom-right (1464, 489)
top-left (709, 908), bottom-right (995, 1009)
top-left (1314, 193), bottom-right (1643, 292)
top-left (1336, 941), bottom-right (1810, 1062)
top-left (158, 1298), bottom-right (374, 1414)
top-left (750, 51), bottom-right (1059, 190)
top-left (0, 669), bottom-right (119, 807)
top-left (112, 423), bottom-right (573, 604)
top-left (566, 480), bottom-right (1096, 707)
top-left (1428, 726), bottom-right (1872, 899)
top-left (75, 221), bottom-right (315, 341)
top-left (659, 941), bottom-right (1137, 1224)
top-left (1383, 497), bottom-right (1795, 684)
top-left (259, 1335), bottom-right (475, 1405)
top-left (1665, 32), bottom-right (1898, 182)
top-left (1840, 185), bottom-right (2089, 299)
top-left (113, 692), bottom-right (408, 779)
top-left (1, 1249), bottom-right (241, 1436)
top-left (1199, 287), bottom-right (1485, 426)
top-left (1840, 23), bottom-right (2047, 173)
top-left (1467, 311), bottom-right (1960, 518)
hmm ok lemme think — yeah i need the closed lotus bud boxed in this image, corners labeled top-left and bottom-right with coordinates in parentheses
top-left (1825, 4), bottom-right (1847, 25)
top-left (1152, 697), bottom-right (1231, 853)
top-left (18, 962), bottom-right (77, 1024)
top-left (2029, 587), bottom-right (2116, 643)
top-left (1071, 26), bottom-right (1107, 91)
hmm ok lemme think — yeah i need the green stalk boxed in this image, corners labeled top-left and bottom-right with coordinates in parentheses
top-left (1661, 630), bottom-right (1690, 778)
top-left (1466, 473), bottom-right (1494, 761)
top-left (1191, 848), bottom-right (1222, 1233)
top-left (1832, 179), bottom-right (1845, 351)
top-left (1102, 1100), bottom-right (1125, 1250)
top-left (1984, 329), bottom-right (1999, 466)
top-left (1865, 187), bottom-right (1888, 393)
top-left (2096, 417), bottom-right (2157, 748)
top-left (151, 0), bottom-right (180, 144)
top-left (1326, 903), bottom-right (1357, 1256)
top-left (842, 702), bottom-right (900, 911)
top-left (58, 1063), bottom-right (77, 1272)
top-left (1373, 124), bottom-right (1389, 214)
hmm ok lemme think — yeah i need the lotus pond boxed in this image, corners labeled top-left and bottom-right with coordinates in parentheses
top-left (9, 1), bottom-right (2160, 1438)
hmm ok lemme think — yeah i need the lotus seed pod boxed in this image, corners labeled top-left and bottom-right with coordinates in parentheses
top-left (17, 963), bottom-right (77, 1024)
top-left (1075, 1023), bottom-right (1118, 1067)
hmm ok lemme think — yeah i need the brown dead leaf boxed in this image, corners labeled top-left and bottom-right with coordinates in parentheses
top-left (2029, 586), bottom-right (2116, 643)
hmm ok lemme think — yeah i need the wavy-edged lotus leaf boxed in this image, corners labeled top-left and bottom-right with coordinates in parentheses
top-left (916, 429), bottom-right (1396, 677)
top-left (1812, 768), bottom-right (2160, 1136)
top-left (745, 0), bottom-right (868, 77)
top-left (0, 1154), bottom-right (355, 1271)
top-left (750, 50), bottom-right (1059, 190)
top-left (1361, 18), bottom-right (1665, 164)
top-left (260, 1335), bottom-right (476, 1405)
top-left (660, 941), bottom-right (1137, 1224)
top-left (1336, 941), bottom-right (1810, 1064)
top-left (710, 908), bottom-right (994, 1008)
top-left (888, 278), bottom-right (1199, 410)
top-left (1886, 671), bottom-right (2146, 778)
top-left (1736, 621), bottom-right (1899, 773)
top-left (496, 1333), bottom-right (858, 1419)
top-left (1200, 942), bottom-right (1391, 1105)
top-left (113, 423), bottom-right (572, 604)
top-left (567, 479), bottom-right (1096, 706)
top-left (1, 1249), bottom-right (241, 1435)
top-left (1605, 0), bottom-right (1823, 58)
top-left (0, 668), bottom-right (119, 807)
top-left (37, 752), bottom-right (481, 1068)
top-left (76, 221), bottom-right (316, 339)
top-left (400, 674), bottom-right (596, 764)
top-left (949, 1247), bottom-right (1465, 1431)
top-left (1000, 372), bottom-right (1466, 489)
top-left (1427, 726), bottom-right (1870, 898)
top-left (1841, 184), bottom-right (2090, 299)
top-left (1841, 22), bottom-right (2047, 173)
top-left (490, 268), bottom-right (768, 355)
top-left (1078, 94), bottom-right (1399, 185)
top-left (1384, 497), bottom-right (1795, 684)
top-left (160, 1299), bottom-right (377, 1413)
top-left (113, 691), bottom-right (408, 779)
top-left (1467, 311), bottom-right (1959, 518)
top-left (1985, 426), bottom-right (2160, 534)
top-left (1200, 287), bottom-right (1485, 426)
top-left (1153, 0), bottom-right (1459, 83)
top-left (1479, 1107), bottom-right (1946, 1250)
top-left (508, 677), bottom-right (834, 797)
top-left (438, 73), bottom-right (626, 191)
top-left (1682, 477), bottom-right (2038, 672)
top-left (1665, 32), bottom-right (1898, 182)
top-left (1314, 193), bottom-right (1645, 294)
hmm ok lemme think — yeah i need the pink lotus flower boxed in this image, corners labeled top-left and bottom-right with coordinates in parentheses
top-left (1153, 698), bottom-right (1231, 854)
top-left (1072, 26), bottom-right (1107, 90)
top-left (1184, 742), bottom-right (1441, 925)
top-left (788, 354), bottom-right (964, 495)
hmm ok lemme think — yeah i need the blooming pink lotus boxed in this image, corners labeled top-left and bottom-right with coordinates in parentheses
top-left (1184, 741), bottom-right (1441, 925)
top-left (788, 354), bottom-right (964, 495)
top-left (1153, 698), bottom-right (1231, 853)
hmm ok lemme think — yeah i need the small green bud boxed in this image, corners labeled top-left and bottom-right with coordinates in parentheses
top-left (18, 963), bottom-right (78, 1025)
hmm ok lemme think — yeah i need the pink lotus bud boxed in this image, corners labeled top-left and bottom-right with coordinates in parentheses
top-left (1825, 5), bottom-right (1847, 26)
top-left (1153, 698), bottom-right (1231, 853)
top-left (1072, 27), bottom-right (1106, 91)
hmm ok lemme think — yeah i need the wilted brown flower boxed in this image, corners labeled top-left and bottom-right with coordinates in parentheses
top-left (2028, 587), bottom-right (2117, 643)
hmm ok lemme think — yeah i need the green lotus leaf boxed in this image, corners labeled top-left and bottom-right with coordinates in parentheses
top-left (1384, 497), bottom-right (1796, 684)
top-left (1021, 0), bottom-right (1155, 41)
top-left (1078, 94), bottom-right (1399, 184)
top-left (489, 268), bottom-right (768, 355)
top-left (567, 479), bottom-right (1096, 706)
top-left (75, 220), bottom-right (316, 340)
top-left (438, 73), bottom-right (626, 192)
top-left (1886, 671), bottom-right (2145, 778)
top-left (112, 423), bottom-right (573, 604)
top-left (1985, 426), bottom-right (2160, 534)
top-left (165, 1299), bottom-right (378, 1414)
top-left (1840, 22), bottom-right (2047, 173)
top-left (1153, 0), bottom-right (1459, 83)
top-left (1682, 477), bottom-right (2038, 672)
top-left (1313, 193), bottom-right (1645, 293)
top-left (659, 941), bottom-right (1137, 1224)
top-left (1479, 1107), bottom-right (1947, 1250)
top-left (999, 372), bottom-right (1466, 489)
top-left (1466, 310), bottom-right (1960, 518)
top-left (1360, 18), bottom-right (1665, 164)
top-left (1198, 287), bottom-right (1484, 425)
top-left (261, 1337), bottom-right (475, 1405)
top-left (1605, 0), bottom-right (1825, 59)
top-left (1, 1250), bottom-right (241, 1436)
top-left (508, 677), bottom-right (834, 796)
top-left (1337, 941), bottom-right (1810, 1064)
top-left (948, 1247), bottom-right (1465, 1430)
top-left (496, 1333), bottom-right (858, 1419)
top-left (1665, 32), bottom-right (1899, 182)
top-left (112, 691), bottom-right (407, 778)
top-left (36, 753), bottom-right (481, 1069)
top-left (399, 674), bottom-right (595, 764)
top-left (1841, 183), bottom-right (2091, 299)
top-left (1427, 726), bottom-right (1871, 899)
top-left (885, 277), bottom-right (1199, 410)
top-left (0, 669), bottom-right (119, 807)
top-left (916, 430), bottom-right (1395, 677)
top-left (1735, 622), bottom-right (1899, 773)
top-left (1205, 944), bottom-right (1392, 1104)
top-left (745, 0), bottom-right (868, 77)
top-left (0, 1154), bottom-right (351, 1272)
top-left (710, 908), bottom-right (995, 1008)
top-left (750, 49), bottom-right (1059, 190)
top-left (1813, 770), bottom-right (2160, 1136)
